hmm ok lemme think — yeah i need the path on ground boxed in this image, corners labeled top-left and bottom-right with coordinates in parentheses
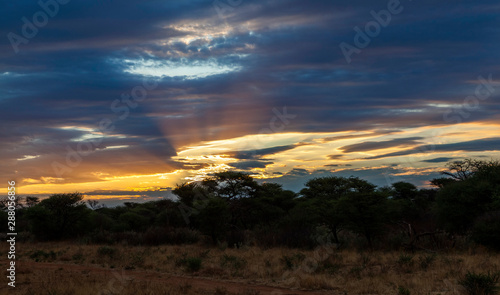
top-left (16, 260), bottom-right (333, 295)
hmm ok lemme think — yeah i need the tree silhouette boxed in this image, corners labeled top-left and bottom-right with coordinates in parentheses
top-left (26, 193), bottom-right (90, 240)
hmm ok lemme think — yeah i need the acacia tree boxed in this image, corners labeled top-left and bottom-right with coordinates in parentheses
top-left (201, 171), bottom-right (259, 200)
top-left (173, 172), bottom-right (261, 244)
top-left (391, 181), bottom-right (418, 200)
top-left (441, 158), bottom-right (486, 181)
top-left (196, 197), bottom-right (231, 243)
top-left (299, 176), bottom-right (376, 244)
top-left (435, 159), bottom-right (500, 234)
top-left (25, 196), bottom-right (40, 207)
top-left (26, 193), bottom-right (90, 240)
top-left (337, 191), bottom-right (389, 249)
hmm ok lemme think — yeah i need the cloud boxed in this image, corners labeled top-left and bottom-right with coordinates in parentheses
top-left (1, 0), bottom-right (500, 198)
top-left (225, 143), bottom-right (309, 160)
top-left (228, 160), bottom-right (273, 170)
top-left (421, 157), bottom-right (454, 163)
top-left (366, 137), bottom-right (500, 160)
top-left (122, 58), bottom-right (242, 79)
top-left (339, 137), bottom-right (424, 153)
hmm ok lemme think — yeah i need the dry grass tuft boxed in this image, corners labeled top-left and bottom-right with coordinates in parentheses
top-left (1, 241), bottom-right (499, 294)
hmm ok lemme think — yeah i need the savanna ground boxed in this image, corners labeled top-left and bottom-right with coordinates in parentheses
top-left (1, 241), bottom-right (499, 295)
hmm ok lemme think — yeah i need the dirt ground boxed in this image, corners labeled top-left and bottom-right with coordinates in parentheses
top-left (3, 260), bottom-right (332, 295)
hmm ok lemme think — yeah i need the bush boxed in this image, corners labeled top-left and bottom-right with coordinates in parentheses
top-left (280, 253), bottom-right (306, 270)
top-left (397, 253), bottom-right (414, 266)
top-left (220, 254), bottom-right (247, 271)
top-left (458, 271), bottom-right (500, 295)
top-left (30, 250), bottom-right (57, 262)
top-left (175, 253), bottom-right (203, 272)
top-left (398, 286), bottom-right (411, 295)
top-left (186, 257), bottom-right (202, 272)
top-left (111, 231), bottom-right (144, 246)
top-left (25, 193), bottom-right (90, 240)
top-left (418, 254), bottom-right (436, 270)
top-left (472, 212), bottom-right (500, 251)
top-left (88, 230), bottom-right (114, 244)
top-left (143, 227), bottom-right (200, 245)
top-left (97, 246), bottom-right (117, 258)
top-left (397, 253), bottom-right (414, 273)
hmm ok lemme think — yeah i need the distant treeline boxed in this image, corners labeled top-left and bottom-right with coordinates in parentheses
top-left (2, 159), bottom-right (499, 251)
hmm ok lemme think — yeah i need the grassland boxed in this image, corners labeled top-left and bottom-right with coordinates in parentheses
top-left (1, 241), bottom-right (499, 294)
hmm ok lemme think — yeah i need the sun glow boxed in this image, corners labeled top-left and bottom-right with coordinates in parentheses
top-left (7, 122), bottom-right (500, 199)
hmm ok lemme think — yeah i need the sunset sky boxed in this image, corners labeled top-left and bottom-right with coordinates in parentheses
top-left (1, 0), bottom-right (500, 203)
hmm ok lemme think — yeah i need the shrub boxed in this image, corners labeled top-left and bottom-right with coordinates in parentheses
top-left (214, 286), bottom-right (228, 295)
top-left (459, 271), bottom-right (500, 295)
top-left (220, 254), bottom-right (247, 271)
top-left (472, 212), bottom-right (500, 251)
top-left (318, 254), bottom-right (344, 274)
top-left (111, 231), bottom-right (144, 245)
top-left (175, 253), bottom-right (203, 272)
top-left (143, 227), bottom-right (200, 245)
top-left (398, 286), bottom-right (411, 295)
top-left (88, 230), bottom-right (114, 244)
top-left (397, 253), bottom-right (414, 273)
top-left (186, 257), bottom-right (202, 272)
top-left (280, 253), bottom-right (305, 270)
top-left (418, 254), bottom-right (436, 270)
top-left (30, 250), bottom-right (57, 262)
top-left (97, 246), bottom-right (117, 258)
top-left (398, 253), bottom-right (414, 266)
top-left (72, 252), bottom-right (84, 261)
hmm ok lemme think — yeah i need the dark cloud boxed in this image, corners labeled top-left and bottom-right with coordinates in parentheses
top-left (366, 137), bottom-right (500, 160)
top-left (269, 165), bottom-right (441, 192)
top-left (421, 157), bottom-right (454, 163)
top-left (340, 137), bottom-right (424, 153)
top-left (1, 0), bottom-right (499, 194)
top-left (228, 160), bottom-right (273, 170)
top-left (226, 143), bottom-right (309, 160)
top-left (327, 155), bottom-right (344, 160)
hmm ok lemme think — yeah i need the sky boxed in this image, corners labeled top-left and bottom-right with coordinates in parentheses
top-left (1, 0), bottom-right (500, 204)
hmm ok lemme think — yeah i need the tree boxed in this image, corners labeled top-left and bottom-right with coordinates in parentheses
top-left (471, 211), bottom-right (500, 250)
top-left (299, 176), bottom-right (376, 243)
top-left (201, 171), bottom-right (259, 200)
top-left (441, 158), bottom-right (485, 181)
top-left (173, 173), bottom-right (264, 243)
top-left (173, 182), bottom-right (203, 207)
top-left (25, 196), bottom-right (40, 207)
top-left (430, 177), bottom-right (456, 188)
top-left (201, 172), bottom-right (259, 230)
top-left (239, 183), bottom-right (297, 228)
top-left (26, 193), bottom-right (90, 240)
top-left (300, 176), bottom-right (376, 199)
top-left (87, 199), bottom-right (104, 210)
top-left (196, 197), bottom-right (231, 243)
top-left (435, 159), bottom-right (500, 233)
top-left (337, 191), bottom-right (389, 248)
top-left (118, 211), bottom-right (150, 231)
top-left (391, 181), bottom-right (418, 200)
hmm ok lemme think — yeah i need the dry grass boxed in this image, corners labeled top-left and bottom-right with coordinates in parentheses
top-left (1, 241), bottom-right (499, 294)
top-left (7, 267), bottom-right (259, 295)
